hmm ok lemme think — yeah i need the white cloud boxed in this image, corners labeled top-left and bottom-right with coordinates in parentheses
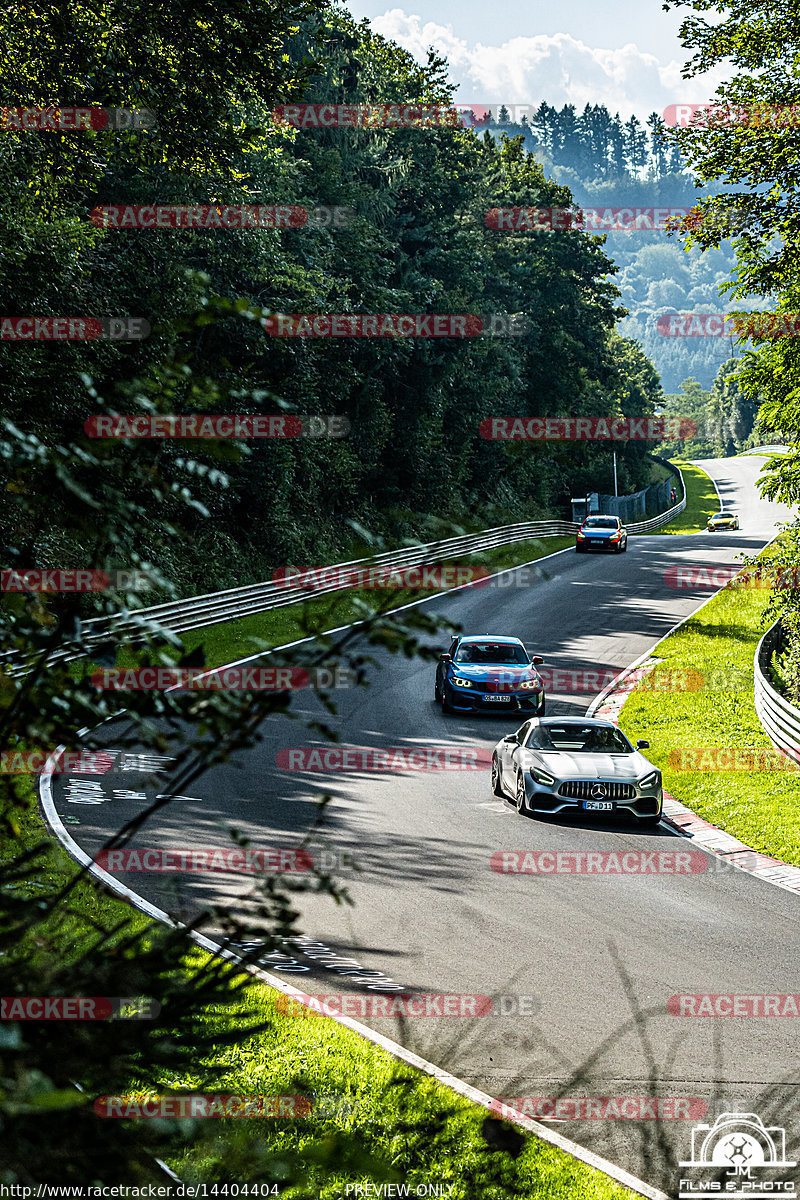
top-left (369, 14), bottom-right (728, 122)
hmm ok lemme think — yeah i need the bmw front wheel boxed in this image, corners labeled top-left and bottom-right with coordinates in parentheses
top-left (491, 757), bottom-right (505, 797)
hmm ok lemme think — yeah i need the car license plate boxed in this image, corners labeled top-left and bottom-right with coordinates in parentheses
top-left (484, 695), bottom-right (511, 702)
top-left (591, 540), bottom-right (603, 545)
top-left (583, 800), bottom-right (613, 811)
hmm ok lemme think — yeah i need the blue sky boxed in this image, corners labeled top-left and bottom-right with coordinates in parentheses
top-left (344, 0), bottom-right (729, 123)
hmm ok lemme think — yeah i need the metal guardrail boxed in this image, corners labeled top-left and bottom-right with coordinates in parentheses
top-left (8, 465), bottom-right (686, 670)
top-left (754, 620), bottom-right (800, 761)
top-left (739, 444), bottom-right (788, 455)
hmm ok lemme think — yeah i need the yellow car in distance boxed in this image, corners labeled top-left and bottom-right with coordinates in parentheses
top-left (707, 511), bottom-right (740, 531)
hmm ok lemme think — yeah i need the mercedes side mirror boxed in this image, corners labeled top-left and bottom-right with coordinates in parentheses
top-left (636, 739), bottom-right (650, 749)
top-left (503, 734), bottom-right (517, 744)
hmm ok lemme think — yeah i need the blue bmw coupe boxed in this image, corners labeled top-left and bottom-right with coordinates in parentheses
top-left (434, 634), bottom-right (546, 716)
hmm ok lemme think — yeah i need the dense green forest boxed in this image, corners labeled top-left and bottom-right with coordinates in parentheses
top-left (476, 103), bottom-right (755, 392)
top-left (0, 10), bottom-right (671, 601)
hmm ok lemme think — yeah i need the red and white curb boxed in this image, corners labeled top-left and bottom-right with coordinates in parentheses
top-left (590, 657), bottom-right (800, 898)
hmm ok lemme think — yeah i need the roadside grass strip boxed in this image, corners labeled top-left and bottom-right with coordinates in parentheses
top-left (618, 537), bottom-right (800, 866)
top-left (649, 461), bottom-right (718, 535)
top-left (157, 982), bottom-right (640, 1198)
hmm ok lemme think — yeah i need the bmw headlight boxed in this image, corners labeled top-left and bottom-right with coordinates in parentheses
top-left (452, 677), bottom-right (473, 689)
top-left (639, 770), bottom-right (661, 789)
top-left (520, 680), bottom-right (539, 690)
top-left (530, 767), bottom-right (556, 786)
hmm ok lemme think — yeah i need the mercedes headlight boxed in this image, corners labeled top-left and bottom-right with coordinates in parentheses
top-left (639, 770), bottom-right (661, 789)
top-left (530, 767), bottom-right (556, 786)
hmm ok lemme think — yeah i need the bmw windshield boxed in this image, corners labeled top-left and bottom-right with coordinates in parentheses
top-left (454, 643), bottom-right (529, 665)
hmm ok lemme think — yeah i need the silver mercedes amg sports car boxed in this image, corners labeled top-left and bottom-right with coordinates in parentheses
top-left (491, 716), bottom-right (663, 826)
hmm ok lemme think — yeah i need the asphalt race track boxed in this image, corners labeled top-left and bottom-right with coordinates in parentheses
top-left (47, 454), bottom-right (800, 1193)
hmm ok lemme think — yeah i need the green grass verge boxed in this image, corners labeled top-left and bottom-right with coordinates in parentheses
top-left (160, 981), bottom-right (637, 1197)
top-left (648, 461), bottom-right (718, 535)
top-left (618, 537), bottom-right (800, 866)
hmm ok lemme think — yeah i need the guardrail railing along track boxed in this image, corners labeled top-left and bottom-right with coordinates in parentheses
top-left (6, 465), bottom-right (686, 673)
top-left (755, 620), bottom-right (800, 762)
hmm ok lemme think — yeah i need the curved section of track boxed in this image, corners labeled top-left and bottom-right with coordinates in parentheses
top-left (45, 455), bottom-right (800, 1192)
